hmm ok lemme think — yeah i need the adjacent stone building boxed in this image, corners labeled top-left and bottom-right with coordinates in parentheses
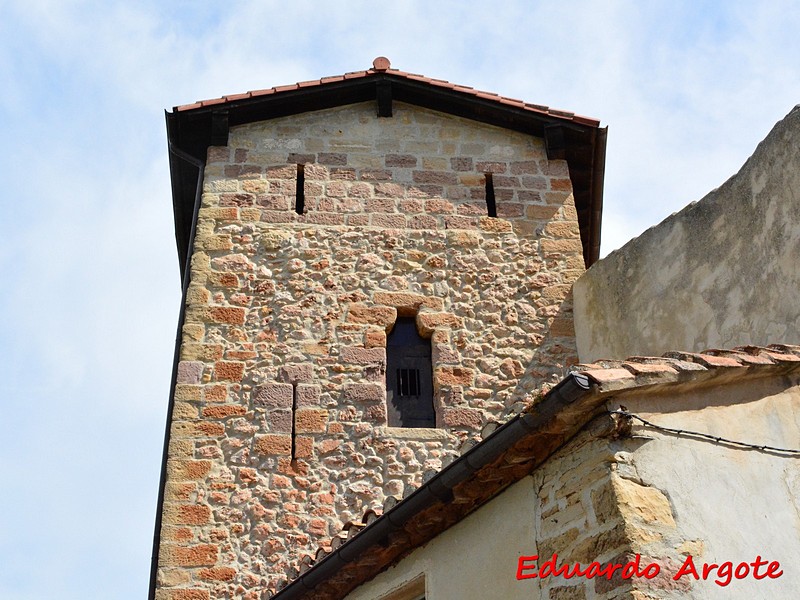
top-left (151, 58), bottom-right (607, 599)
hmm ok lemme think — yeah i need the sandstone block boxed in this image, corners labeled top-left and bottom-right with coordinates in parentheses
top-left (167, 460), bottom-right (211, 481)
top-left (295, 409), bottom-right (329, 433)
top-left (171, 421), bottom-right (225, 438)
top-left (340, 347), bottom-right (386, 365)
top-left (174, 384), bottom-right (201, 402)
top-left (446, 230), bottom-right (481, 246)
top-left (371, 214), bottom-right (406, 228)
top-left (294, 436), bottom-right (313, 458)
top-left (442, 407), bottom-right (483, 429)
top-left (278, 364), bottom-right (313, 384)
top-left (435, 366), bottom-right (474, 386)
top-left (172, 402), bottom-right (199, 420)
top-left (198, 567), bottom-right (236, 582)
top-left (207, 272), bottom-right (239, 288)
top-left (475, 161), bottom-right (507, 173)
top-left (269, 410), bottom-right (293, 433)
top-left (181, 344), bottom-right (223, 362)
top-left (549, 318), bottom-right (575, 337)
top-left (253, 383), bottom-right (293, 408)
top-left (343, 382), bottom-right (385, 402)
top-left (545, 221), bottom-right (580, 238)
top-left (318, 152), bottom-right (347, 165)
top-left (408, 215), bottom-right (439, 229)
top-left (412, 170), bottom-right (458, 185)
top-left (155, 589), bottom-right (210, 600)
top-left (167, 504), bottom-right (212, 526)
top-left (203, 385), bottom-right (227, 402)
top-left (366, 198), bottom-right (396, 212)
top-left (385, 154), bottom-right (417, 168)
top-left (542, 284), bottom-right (573, 301)
top-left (373, 292), bottom-right (443, 316)
top-left (417, 312), bottom-right (463, 336)
top-left (612, 475), bottom-right (676, 527)
top-left (450, 157), bottom-right (473, 171)
top-left (541, 239), bottom-right (583, 254)
top-left (479, 216), bottom-right (513, 233)
top-left (177, 362), bottom-right (203, 384)
top-left (157, 568), bottom-right (191, 588)
top-left (364, 403), bottom-right (388, 424)
top-left (214, 361), bottom-right (244, 381)
top-left (347, 304), bottom-right (397, 331)
top-left (160, 544), bottom-right (218, 567)
top-left (365, 330), bottom-right (386, 348)
top-left (497, 203), bottom-right (524, 218)
top-left (444, 215), bottom-right (478, 230)
top-left (526, 204), bottom-right (560, 220)
top-left (296, 384), bottom-right (321, 407)
top-left (202, 405), bottom-right (247, 419)
top-left (254, 434), bottom-right (291, 456)
top-left (374, 182), bottom-right (405, 198)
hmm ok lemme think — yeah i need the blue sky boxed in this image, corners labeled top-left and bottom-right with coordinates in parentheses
top-left (1, 1), bottom-right (799, 598)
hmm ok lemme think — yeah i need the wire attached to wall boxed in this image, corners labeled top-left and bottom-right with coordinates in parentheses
top-left (609, 408), bottom-right (800, 456)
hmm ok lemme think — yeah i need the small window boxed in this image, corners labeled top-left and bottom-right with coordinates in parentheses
top-left (386, 318), bottom-right (434, 428)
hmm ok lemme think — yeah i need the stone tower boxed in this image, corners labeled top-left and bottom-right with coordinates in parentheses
top-left (150, 58), bottom-right (606, 599)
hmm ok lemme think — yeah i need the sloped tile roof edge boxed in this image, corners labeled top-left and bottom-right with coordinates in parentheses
top-left (173, 60), bottom-right (600, 128)
top-left (272, 344), bottom-right (800, 599)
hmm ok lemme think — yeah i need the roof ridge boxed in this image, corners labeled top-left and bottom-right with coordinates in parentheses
top-left (172, 57), bottom-right (601, 127)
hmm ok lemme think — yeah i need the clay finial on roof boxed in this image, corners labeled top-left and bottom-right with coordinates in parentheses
top-left (372, 56), bottom-right (391, 71)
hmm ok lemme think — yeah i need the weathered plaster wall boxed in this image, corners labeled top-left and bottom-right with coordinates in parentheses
top-left (574, 106), bottom-right (800, 362)
top-left (156, 101), bottom-right (584, 598)
top-left (612, 376), bottom-right (800, 599)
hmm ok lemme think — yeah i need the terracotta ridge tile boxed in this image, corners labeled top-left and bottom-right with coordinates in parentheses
top-left (580, 367), bottom-right (636, 384)
top-left (573, 114), bottom-right (601, 126)
top-left (704, 348), bottom-right (774, 365)
top-left (176, 102), bottom-right (203, 111)
top-left (662, 351), bottom-right (745, 368)
top-left (498, 97), bottom-right (526, 108)
top-left (767, 343), bottom-right (800, 356)
top-left (249, 87), bottom-right (276, 97)
top-left (200, 97), bottom-right (227, 107)
top-left (525, 102), bottom-right (550, 111)
top-left (621, 361), bottom-right (679, 375)
top-left (223, 92), bottom-right (251, 102)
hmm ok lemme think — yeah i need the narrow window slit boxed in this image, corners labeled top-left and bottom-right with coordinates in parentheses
top-left (290, 383), bottom-right (298, 459)
top-left (485, 173), bottom-right (496, 217)
top-left (295, 164), bottom-right (305, 215)
top-left (386, 318), bottom-right (434, 428)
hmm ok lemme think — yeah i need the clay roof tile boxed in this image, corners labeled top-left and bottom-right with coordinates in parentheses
top-left (663, 351), bottom-right (746, 368)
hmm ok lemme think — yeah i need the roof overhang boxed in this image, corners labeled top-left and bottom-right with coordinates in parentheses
top-left (166, 70), bottom-right (607, 278)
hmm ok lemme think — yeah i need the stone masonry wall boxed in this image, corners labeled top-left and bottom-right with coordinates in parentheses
top-left (533, 417), bottom-right (687, 600)
top-left (157, 101), bottom-right (584, 599)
